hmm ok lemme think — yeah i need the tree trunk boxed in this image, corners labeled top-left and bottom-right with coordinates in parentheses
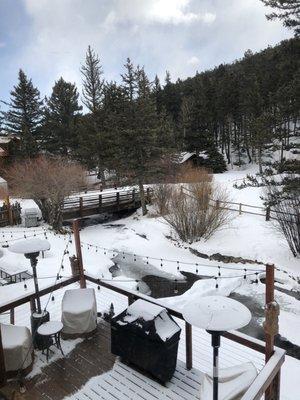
top-left (138, 179), bottom-right (147, 216)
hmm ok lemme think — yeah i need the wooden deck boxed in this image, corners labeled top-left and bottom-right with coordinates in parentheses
top-left (1, 320), bottom-right (203, 400)
top-left (0, 282), bottom-right (266, 400)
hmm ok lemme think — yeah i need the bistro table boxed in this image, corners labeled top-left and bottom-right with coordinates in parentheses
top-left (183, 296), bottom-right (251, 400)
top-left (37, 321), bottom-right (64, 362)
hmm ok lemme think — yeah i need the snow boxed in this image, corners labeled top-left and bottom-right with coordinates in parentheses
top-left (37, 321), bottom-right (63, 336)
top-left (9, 238), bottom-right (51, 254)
top-left (183, 296), bottom-right (252, 331)
top-left (0, 164), bottom-right (299, 399)
top-left (126, 299), bottom-right (164, 321)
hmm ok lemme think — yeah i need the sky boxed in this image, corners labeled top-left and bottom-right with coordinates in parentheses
top-left (0, 0), bottom-right (293, 106)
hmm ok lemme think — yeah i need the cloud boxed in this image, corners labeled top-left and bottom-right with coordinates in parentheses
top-left (0, 0), bottom-right (292, 102)
top-left (188, 56), bottom-right (200, 66)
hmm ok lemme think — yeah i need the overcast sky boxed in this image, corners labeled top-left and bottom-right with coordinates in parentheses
top-left (0, 0), bottom-right (292, 105)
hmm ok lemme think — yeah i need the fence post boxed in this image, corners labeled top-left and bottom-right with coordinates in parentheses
top-left (116, 192), bottom-right (120, 210)
top-left (99, 194), bottom-right (102, 212)
top-left (132, 189), bottom-right (136, 206)
top-left (216, 199), bottom-right (220, 209)
top-left (239, 203), bottom-right (242, 215)
top-left (128, 294), bottom-right (135, 306)
top-left (79, 197), bottom-right (83, 218)
top-left (266, 206), bottom-right (271, 221)
top-left (0, 327), bottom-right (6, 387)
top-left (185, 322), bottom-right (193, 370)
top-left (10, 308), bottom-right (15, 325)
top-left (73, 219), bottom-right (86, 289)
top-left (146, 188), bottom-right (151, 204)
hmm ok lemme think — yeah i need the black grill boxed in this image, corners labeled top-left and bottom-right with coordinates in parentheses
top-left (111, 300), bottom-right (181, 383)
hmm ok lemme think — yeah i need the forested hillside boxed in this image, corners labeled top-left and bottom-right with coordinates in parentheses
top-left (1, 38), bottom-right (299, 179)
top-left (157, 37), bottom-right (299, 171)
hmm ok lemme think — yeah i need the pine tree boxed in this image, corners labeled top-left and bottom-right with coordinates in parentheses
top-left (261, 0), bottom-right (300, 36)
top-left (2, 69), bottom-right (42, 157)
top-left (119, 64), bottom-right (171, 214)
top-left (81, 46), bottom-right (104, 113)
top-left (42, 78), bottom-right (82, 155)
top-left (121, 58), bottom-right (137, 101)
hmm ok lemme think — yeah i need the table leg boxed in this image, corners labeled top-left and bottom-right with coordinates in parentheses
top-left (56, 332), bottom-right (64, 356)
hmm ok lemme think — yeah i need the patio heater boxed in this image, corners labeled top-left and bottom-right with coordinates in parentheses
top-left (183, 296), bottom-right (251, 400)
top-left (9, 238), bottom-right (51, 348)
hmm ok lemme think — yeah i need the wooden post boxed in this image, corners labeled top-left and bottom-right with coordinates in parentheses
top-left (73, 219), bottom-right (86, 289)
top-left (185, 322), bottom-right (193, 370)
top-left (239, 203), bottom-right (242, 215)
top-left (99, 194), bottom-right (102, 211)
top-left (146, 187), bottom-right (151, 204)
top-left (216, 199), bottom-right (220, 209)
top-left (116, 192), bottom-right (120, 210)
top-left (10, 308), bottom-right (15, 325)
top-left (132, 189), bottom-right (136, 206)
top-left (79, 197), bottom-right (83, 218)
top-left (0, 326), bottom-right (6, 387)
top-left (266, 206), bottom-right (271, 221)
top-left (265, 263), bottom-right (276, 400)
top-left (6, 196), bottom-right (13, 226)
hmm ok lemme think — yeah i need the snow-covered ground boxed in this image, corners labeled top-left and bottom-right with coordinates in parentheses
top-left (0, 165), bottom-right (299, 399)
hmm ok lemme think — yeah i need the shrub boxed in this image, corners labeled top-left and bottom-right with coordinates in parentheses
top-left (157, 167), bottom-right (231, 243)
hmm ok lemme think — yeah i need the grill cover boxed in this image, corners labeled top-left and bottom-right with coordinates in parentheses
top-left (111, 299), bottom-right (181, 383)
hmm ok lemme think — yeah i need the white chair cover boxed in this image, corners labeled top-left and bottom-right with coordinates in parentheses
top-left (1, 323), bottom-right (32, 372)
top-left (200, 362), bottom-right (257, 400)
top-left (61, 288), bottom-right (97, 335)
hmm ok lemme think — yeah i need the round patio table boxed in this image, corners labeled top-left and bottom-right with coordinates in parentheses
top-left (183, 296), bottom-right (251, 400)
top-left (37, 321), bottom-right (64, 362)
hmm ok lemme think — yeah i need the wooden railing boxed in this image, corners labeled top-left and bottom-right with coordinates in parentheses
top-left (0, 273), bottom-right (285, 399)
top-left (63, 188), bottom-right (152, 218)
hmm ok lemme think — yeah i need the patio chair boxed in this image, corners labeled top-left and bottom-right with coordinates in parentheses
top-left (61, 288), bottom-right (97, 338)
top-left (200, 362), bottom-right (257, 400)
top-left (1, 323), bottom-right (33, 377)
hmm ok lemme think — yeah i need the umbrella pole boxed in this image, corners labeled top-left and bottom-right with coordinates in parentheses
top-left (210, 331), bottom-right (221, 400)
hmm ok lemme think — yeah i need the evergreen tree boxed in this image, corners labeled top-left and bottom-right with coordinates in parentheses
top-left (261, 0), bottom-right (300, 36)
top-left (2, 69), bottom-right (42, 157)
top-left (81, 45), bottom-right (104, 113)
top-left (42, 78), bottom-right (82, 155)
top-left (119, 64), bottom-right (171, 214)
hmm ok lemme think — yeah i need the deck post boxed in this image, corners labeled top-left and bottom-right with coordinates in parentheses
top-left (132, 189), bottom-right (136, 207)
top-left (79, 197), bottom-right (83, 218)
top-left (265, 263), bottom-right (278, 400)
top-left (99, 194), bottom-right (102, 212)
top-left (128, 294), bottom-right (135, 306)
top-left (73, 219), bottom-right (86, 289)
top-left (239, 203), bottom-right (242, 215)
top-left (185, 322), bottom-right (193, 370)
top-left (10, 308), bottom-right (15, 325)
top-left (0, 327), bottom-right (6, 387)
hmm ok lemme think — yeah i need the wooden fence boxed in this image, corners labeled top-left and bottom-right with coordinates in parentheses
top-left (0, 201), bottom-right (21, 227)
top-left (181, 186), bottom-right (297, 222)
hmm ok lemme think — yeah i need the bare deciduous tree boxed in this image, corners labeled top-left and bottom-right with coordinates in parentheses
top-left (154, 167), bottom-right (231, 243)
top-left (7, 156), bottom-right (86, 230)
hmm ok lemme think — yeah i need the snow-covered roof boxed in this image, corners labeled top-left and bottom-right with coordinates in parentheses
top-left (177, 152), bottom-right (196, 163)
top-left (177, 151), bottom-right (208, 164)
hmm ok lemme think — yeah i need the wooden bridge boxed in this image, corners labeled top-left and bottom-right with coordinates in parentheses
top-left (62, 188), bottom-right (152, 220)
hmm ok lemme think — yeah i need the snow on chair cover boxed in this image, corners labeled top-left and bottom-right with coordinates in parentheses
top-left (1, 323), bottom-right (33, 373)
top-left (61, 288), bottom-right (97, 336)
top-left (200, 362), bottom-right (257, 400)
